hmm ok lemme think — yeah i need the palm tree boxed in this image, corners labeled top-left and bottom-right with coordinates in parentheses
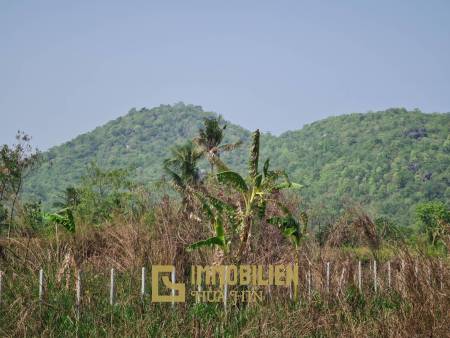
top-left (194, 117), bottom-right (241, 173)
top-left (163, 140), bottom-right (203, 187)
top-left (163, 140), bottom-right (204, 210)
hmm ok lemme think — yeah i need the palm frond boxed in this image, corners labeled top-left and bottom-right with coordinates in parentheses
top-left (163, 165), bottom-right (186, 191)
top-left (217, 140), bottom-right (242, 152)
top-left (211, 156), bottom-right (231, 172)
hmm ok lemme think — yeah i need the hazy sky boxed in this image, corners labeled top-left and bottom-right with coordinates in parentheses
top-left (1, 0), bottom-right (450, 150)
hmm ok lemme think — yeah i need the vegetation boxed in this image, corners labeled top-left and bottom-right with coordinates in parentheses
top-left (416, 201), bottom-right (450, 248)
top-left (1, 107), bottom-right (449, 337)
top-left (0, 183), bottom-right (448, 337)
top-left (24, 104), bottom-right (449, 228)
top-left (163, 140), bottom-right (203, 208)
top-left (181, 128), bottom-right (304, 263)
top-left (194, 116), bottom-right (241, 173)
top-left (0, 131), bottom-right (40, 237)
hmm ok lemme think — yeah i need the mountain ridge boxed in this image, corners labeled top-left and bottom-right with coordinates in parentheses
top-left (24, 103), bottom-right (450, 226)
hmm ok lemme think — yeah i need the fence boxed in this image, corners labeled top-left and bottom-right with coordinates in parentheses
top-left (0, 259), bottom-right (446, 313)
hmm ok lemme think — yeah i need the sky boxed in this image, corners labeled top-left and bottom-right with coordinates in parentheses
top-left (1, 0), bottom-right (450, 150)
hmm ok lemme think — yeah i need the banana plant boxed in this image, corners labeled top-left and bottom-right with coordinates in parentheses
top-left (186, 129), bottom-right (303, 261)
top-left (186, 193), bottom-right (237, 254)
top-left (214, 129), bottom-right (302, 260)
top-left (43, 207), bottom-right (75, 233)
top-left (187, 215), bottom-right (227, 252)
top-left (267, 207), bottom-right (308, 249)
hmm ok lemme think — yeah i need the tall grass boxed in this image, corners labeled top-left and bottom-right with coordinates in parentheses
top-left (0, 197), bottom-right (448, 337)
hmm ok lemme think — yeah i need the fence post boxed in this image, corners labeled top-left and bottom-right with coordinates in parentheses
top-left (76, 270), bottom-right (82, 307)
top-left (39, 269), bottom-right (44, 302)
top-left (141, 267), bottom-right (146, 301)
top-left (75, 269), bottom-right (82, 328)
top-left (110, 268), bottom-right (115, 306)
top-left (387, 261), bottom-right (391, 289)
top-left (373, 260), bottom-right (377, 292)
top-left (171, 267), bottom-right (175, 308)
top-left (338, 267), bottom-right (346, 296)
top-left (223, 266), bottom-right (228, 311)
top-left (196, 273), bottom-right (202, 304)
top-left (307, 264), bottom-right (311, 300)
top-left (289, 282), bottom-right (293, 300)
top-left (326, 262), bottom-right (330, 294)
top-left (0, 271), bottom-right (3, 306)
top-left (358, 261), bottom-right (362, 292)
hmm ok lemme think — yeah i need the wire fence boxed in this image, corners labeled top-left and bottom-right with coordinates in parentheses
top-left (0, 258), bottom-right (446, 313)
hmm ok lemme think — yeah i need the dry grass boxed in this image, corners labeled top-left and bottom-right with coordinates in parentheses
top-left (0, 197), bottom-right (448, 337)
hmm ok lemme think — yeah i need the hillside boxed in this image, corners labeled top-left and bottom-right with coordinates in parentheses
top-left (25, 103), bottom-right (251, 205)
top-left (262, 109), bottom-right (450, 225)
top-left (24, 103), bottom-right (450, 226)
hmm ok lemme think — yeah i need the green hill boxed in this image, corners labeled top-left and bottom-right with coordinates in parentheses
top-left (24, 103), bottom-right (450, 226)
top-left (262, 109), bottom-right (450, 226)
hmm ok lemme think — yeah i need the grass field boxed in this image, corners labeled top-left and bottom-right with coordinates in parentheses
top-left (0, 217), bottom-right (448, 337)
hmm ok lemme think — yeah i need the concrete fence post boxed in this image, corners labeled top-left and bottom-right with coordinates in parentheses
top-left (307, 265), bottom-right (311, 300)
top-left (223, 266), bottom-right (228, 310)
top-left (326, 262), bottom-right (330, 294)
top-left (39, 269), bottom-right (44, 302)
top-left (0, 271), bottom-right (3, 306)
top-left (110, 268), bottom-right (115, 306)
top-left (387, 261), bottom-right (391, 289)
top-left (171, 267), bottom-right (175, 308)
top-left (141, 267), bottom-right (146, 300)
top-left (373, 260), bottom-right (377, 292)
top-left (76, 270), bottom-right (82, 307)
top-left (358, 261), bottom-right (362, 292)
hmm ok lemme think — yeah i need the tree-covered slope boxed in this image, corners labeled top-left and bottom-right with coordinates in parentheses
top-left (25, 103), bottom-right (251, 205)
top-left (25, 104), bottom-right (449, 226)
top-left (262, 109), bottom-right (450, 225)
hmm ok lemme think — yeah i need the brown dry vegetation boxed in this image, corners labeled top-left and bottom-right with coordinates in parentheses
top-left (0, 195), bottom-right (449, 337)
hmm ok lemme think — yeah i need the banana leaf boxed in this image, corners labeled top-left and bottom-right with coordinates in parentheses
top-left (217, 171), bottom-right (248, 192)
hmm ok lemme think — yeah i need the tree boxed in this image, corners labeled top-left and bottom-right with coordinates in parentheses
top-left (374, 217), bottom-right (405, 242)
top-left (163, 140), bottom-right (204, 211)
top-left (0, 131), bottom-right (40, 237)
top-left (73, 163), bottom-right (134, 224)
top-left (53, 186), bottom-right (81, 209)
top-left (194, 117), bottom-right (241, 173)
top-left (163, 141), bottom-right (203, 187)
top-left (416, 201), bottom-right (450, 248)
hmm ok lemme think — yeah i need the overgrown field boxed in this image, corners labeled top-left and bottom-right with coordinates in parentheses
top-left (1, 119), bottom-right (449, 337)
top-left (0, 206), bottom-right (448, 337)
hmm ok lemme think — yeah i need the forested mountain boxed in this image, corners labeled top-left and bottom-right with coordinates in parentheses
top-left (24, 103), bottom-right (449, 226)
top-left (25, 103), bottom-right (252, 205)
top-left (263, 110), bottom-right (449, 226)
